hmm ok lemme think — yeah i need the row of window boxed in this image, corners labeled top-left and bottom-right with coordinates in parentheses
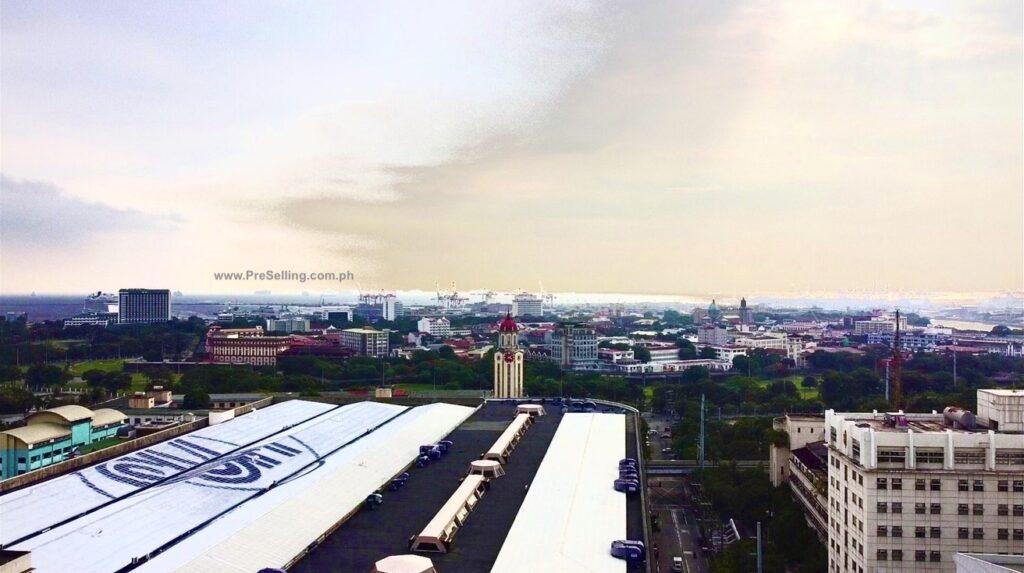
top-left (876, 502), bottom-right (1024, 516)
top-left (876, 549), bottom-right (940, 562)
top-left (877, 526), bottom-right (1024, 540)
top-left (876, 477), bottom-right (1024, 492)
top-left (874, 449), bottom-right (1024, 466)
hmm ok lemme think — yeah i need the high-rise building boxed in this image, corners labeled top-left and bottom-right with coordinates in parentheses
top-left (353, 297), bottom-right (403, 322)
top-left (511, 293), bottom-right (543, 318)
top-left (339, 328), bottom-right (390, 357)
top-left (117, 289), bottom-right (171, 324)
top-left (493, 313), bottom-right (524, 398)
top-left (823, 389), bottom-right (1024, 573)
top-left (265, 318), bottom-right (311, 332)
top-left (551, 322), bottom-right (599, 370)
top-left (697, 324), bottom-right (730, 346)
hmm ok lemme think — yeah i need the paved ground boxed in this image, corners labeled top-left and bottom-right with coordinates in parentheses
top-left (648, 477), bottom-right (709, 573)
top-left (291, 402), bottom-right (564, 573)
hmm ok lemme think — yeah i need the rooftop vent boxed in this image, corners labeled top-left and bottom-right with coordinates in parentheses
top-left (943, 406), bottom-right (976, 430)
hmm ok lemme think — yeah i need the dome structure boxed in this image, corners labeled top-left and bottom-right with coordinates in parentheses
top-left (498, 312), bottom-right (519, 333)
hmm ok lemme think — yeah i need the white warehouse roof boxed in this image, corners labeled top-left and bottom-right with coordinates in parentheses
top-left (0, 399), bottom-right (336, 546)
top-left (491, 413), bottom-right (626, 573)
top-left (12, 401), bottom-right (409, 573)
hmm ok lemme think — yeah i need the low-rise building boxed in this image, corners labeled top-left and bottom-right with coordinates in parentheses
top-left (206, 326), bottom-right (292, 366)
top-left (0, 405), bottom-right (127, 478)
top-left (417, 317), bottom-right (452, 337)
top-left (705, 345), bottom-right (748, 362)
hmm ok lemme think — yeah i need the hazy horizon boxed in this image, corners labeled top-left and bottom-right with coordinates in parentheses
top-left (2, 1), bottom-right (1022, 295)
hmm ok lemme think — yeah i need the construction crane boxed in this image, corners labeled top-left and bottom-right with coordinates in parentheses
top-left (538, 281), bottom-right (555, 313)
top-left (475, 289), bottom-right (497, 304)
top-left (435, 282), bottom-right (468, 310)
top-left (359, 290), bottom-right (394, 305)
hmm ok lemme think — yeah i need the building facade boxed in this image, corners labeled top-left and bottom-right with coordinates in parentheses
top-left (551, 322), bottom-right (599, 370)
top-left (205, 326), bottom-right (292, 366)
top-left (697, 325), bottom-right (730, 346)
top-left (117, 288), bottom-right (171, 324)
top-left (511, 293), bottom-right (543, 318)
top-left (493, 314), bottom-right (524, 398)
top-left (825, 389), bottom-right (1024, 573)
top-left (266, 318), bottom-right (311, 332)
top-left (739, 297), bottom-right (753, 325)
top-left (339, 328), bottom-right (390, 357)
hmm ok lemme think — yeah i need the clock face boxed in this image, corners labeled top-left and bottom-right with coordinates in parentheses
top-left (504, 351), bottom-right (515, 363)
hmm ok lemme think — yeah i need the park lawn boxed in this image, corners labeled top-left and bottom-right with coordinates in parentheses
top-left (69, 359), bottom-right (126, 376)
top-left (749, 375), bottom-right (820, 400)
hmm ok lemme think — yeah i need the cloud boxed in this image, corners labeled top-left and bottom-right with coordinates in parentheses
top-left (0, 175), bottom-right (181, 246)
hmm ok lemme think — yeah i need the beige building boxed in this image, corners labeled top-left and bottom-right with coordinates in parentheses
top-left (825, 389), bottom-right (1024, 573)
top-left (771, 414), bottom-right (828, 538)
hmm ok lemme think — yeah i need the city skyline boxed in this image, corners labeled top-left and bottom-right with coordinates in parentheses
top-left (2, 0), bottom-right (1022, 296)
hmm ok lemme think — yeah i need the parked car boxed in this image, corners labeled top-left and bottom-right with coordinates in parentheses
top-left (672, 556), bottom-right (683, 571)
top-left (614, 478), bottom-right (640, 493)
top-left (610, 539), bottom-right (646, 562)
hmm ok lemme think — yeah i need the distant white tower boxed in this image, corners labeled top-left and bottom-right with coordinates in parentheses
top-left (493, 313), bottom-right (524, 398)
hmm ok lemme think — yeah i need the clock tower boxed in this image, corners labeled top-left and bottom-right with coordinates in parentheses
top-left (493, 312), bottom-right (524, 398)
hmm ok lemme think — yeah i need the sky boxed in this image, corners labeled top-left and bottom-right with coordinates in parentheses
top-left (1, 0), bottom-right (1022, 297)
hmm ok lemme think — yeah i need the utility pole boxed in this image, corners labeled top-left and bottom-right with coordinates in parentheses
top-left (698, 393), bottom-right (706, 470)
top-left (953, 343), bottom-right (958, 387)
top-left (892, 310), bottom-right (904, 409)
top-left (756, 521), bottom-right (763, 573)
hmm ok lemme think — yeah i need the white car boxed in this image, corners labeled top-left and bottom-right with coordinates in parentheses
top-left (672, 556), bottom-right (683, 571)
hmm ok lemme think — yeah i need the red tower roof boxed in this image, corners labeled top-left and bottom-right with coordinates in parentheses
top-left (498, 312), bottom-right (519, 333)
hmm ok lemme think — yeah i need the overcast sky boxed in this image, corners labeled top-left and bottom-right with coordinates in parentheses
top-left (1, 0), bottom-right (1021, 296)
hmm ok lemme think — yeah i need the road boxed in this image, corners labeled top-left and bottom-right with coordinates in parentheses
top-left (643, 414), bottom-right (709, 573)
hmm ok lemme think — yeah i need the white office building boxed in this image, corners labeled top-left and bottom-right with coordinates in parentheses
top-left (417, 317), bottom-right (452, 338)
top-left (824, 389), bottom-right (1024, 573)
top-left (511, 293), bottom-right (543, 318)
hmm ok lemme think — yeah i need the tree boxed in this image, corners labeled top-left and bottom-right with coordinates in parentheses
top-left (802, 375), bottom-right (818, 388)
top-left (437, 345), bottom-right (457, 360)
top-left (991, 325), bottom-right (1012, 336)
top-left (633, 345), bottom-right (651, 363)
top-left (25, 364), bottom-right (68, 388)
top-left (183, 389), bottom-right (210, 409)
top-left (0, 385), bottom-right (36, 414)
top-left (699, 346), bottom-right (718, 359)
top-left (677, 338), bottom-right (697, 359)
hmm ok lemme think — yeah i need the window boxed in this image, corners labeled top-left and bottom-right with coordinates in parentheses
top-left (915, 479), bottom-right (925, 491)
top-left (956, 449), bottom-right (985, 465)
top-left (877, 526), bottom-right (888, 537)
top-left (915, 526), bottom-right (926, 538)
top-left (973, 528), bottom-right (984, 540)
top-left (958, 479), bottom-right (969, 491)
top-left (852, 440), bottom-right (860, 458)
top-left (915, 502), bottom-right (926, 514)
top-left (876, 477), bottom-right (887, 490)
top-left (877, 549), bottom-right (888, 561)
top-left (892, 550), bottom-right (903, 562)
top-left (930, 478), bottom-right (941, 491)
top-left (930, 551), bottom-right (941, 562)
top-left (930, 527), bottom-right (941, 539)
top-left (1015, 505), bottom-right (1024, 517)
top-left (958, 528), bottom-right (969, 539)
top-left (998, 529), bottom-right (1009, 540)
top-left (892, 502), bottom-right (902, 514)
top-left (892, 526), bottom-right (903, 538)
top-left (973, 479), bottom-right (984, 492)
top-left (891, 478), bottom-right (902, 490)
top-left (916, 449), bottom-right (943, 464)
top-left (17, 456), bottom-right (25, 464)
top-left (973, 503), bottom-right (984, 516)
top-left (877, 502), bottom-right (887, 514)
top-left (915, 550), bottom-right (926, 562)
top-left (998, 480), bottom-right (1009, 492)
top-left (930, 503), bottom-right (941, 514)
top-left (958, 504), bottom-right (969, 516)
top-left (995, 450), bottom-right (1024, 465)
top-left (1014, 480), bottom-right (1024, 493)
top-left (998, 504), bottom-right (1009, 516)
top-left (878, 449), bottom-right (905, 463)
top-left (1014, 530), bottom-right (1023, 541)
